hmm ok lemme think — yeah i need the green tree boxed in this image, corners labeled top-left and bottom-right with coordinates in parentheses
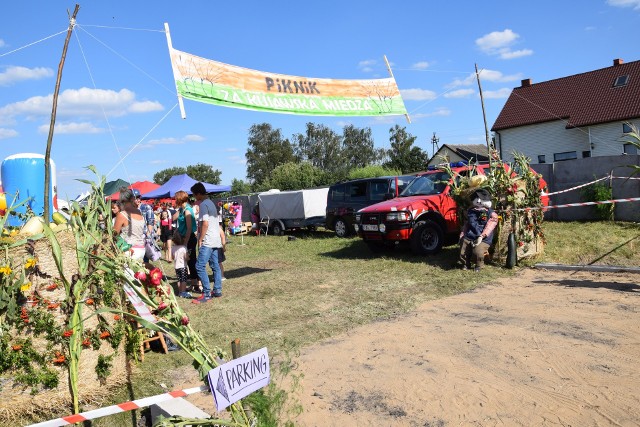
top-left (230, 178), bottom-right (252, 196)
top-left (186, 163), bottom-right (221, 184)
top-left (153, 166), bottom-right (186, 185)
top-left (348, 165), bottom-right (401, 180)
top-left (260, 161), bottom-right (326, 191)
top-left (153, 164), bottom-right (221, 185)
top-left (245, 123), bottom-right (295, 188)
top-left (294, 123), bottom-right (346, 181)
top-left (342, 124), bottom-right (378, 168)
top-left (384, 125), bottom-right (428, 173)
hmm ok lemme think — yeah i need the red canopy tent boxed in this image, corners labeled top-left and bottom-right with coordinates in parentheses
top-left (105, 181), bottom-right (160, 201)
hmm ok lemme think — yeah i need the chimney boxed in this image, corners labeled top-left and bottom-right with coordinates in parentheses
top-left (613, 58), bottom-right (624, 66)
top-left (521, 78), bottom-right (532, 87)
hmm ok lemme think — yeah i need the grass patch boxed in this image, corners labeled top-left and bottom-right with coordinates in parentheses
top-left (41, 221), bottom-right (640, 426)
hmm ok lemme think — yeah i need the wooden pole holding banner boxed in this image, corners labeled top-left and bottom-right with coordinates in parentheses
top-left (44, 4), bottom-right (80, 224)
top-left (383, 55), bottom-right (411, 124)
top-left (164, 23), bottom-right (187, 119)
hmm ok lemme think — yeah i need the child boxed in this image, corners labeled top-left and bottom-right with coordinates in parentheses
top-left (171, 231), bottom-right (191, 298)
top-left (459, 188), bottom-right (499, 272)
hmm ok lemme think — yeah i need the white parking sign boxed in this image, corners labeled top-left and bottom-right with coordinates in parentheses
top-left (207, 347), bottom-right (270, 412)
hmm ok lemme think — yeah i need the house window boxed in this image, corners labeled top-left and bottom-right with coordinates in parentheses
top-left (623, 123), bottom-right (633, 133)
top-left (554, 151), bottom-right (577, 162)
top-left (624, 143), bottom-right (638, 155)
top-left (582, 151), bottom-right (591, 158)
top-left (613, 75), bottom-right (629, 87)
top-left (537, 155), bottom-right (546, 164)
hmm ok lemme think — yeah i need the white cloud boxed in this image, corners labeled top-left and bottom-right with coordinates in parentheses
top-left (37, 121), bottom-right (106, 134)
top-left (400, 88), bottom-right (437, 101)
top-left (585, 26), bottom-right (596, 31)
top-left (412, 61), bottom-right (430, 70)
top-left (138, 134), bottom-right (204, 149)
top-left (57, 167), bottom-right (89, 178)
top-left (607, 0), bottom-right (640, 10)
top-left (183, 134), bottom-right (205, 142)
top-left (224, 147), bottom-right (238, 152)
top-left (0, 128), bottom-right (18, 139)
top-left (0, 66), bottom-right (54, 86)
top-left (128, 100), bottom-right (164, 113)
top-left (0, 87), bottom-right (164, 119)
top-left (499, 49), bottom-right (533, 59)
top-left (483, 88), bottom-right (512, 99)
top-left (476, 29), bottom-right (533, 60)
top-left (149, 160), bottom-right (168, 164)
top-left (412, 108), bottom-right (451, 119)
top-left (444, 89), bottom-right (475, 98)
top-left (447, 69), bottom-right (523, 88)
top-left (227, 155), bottom-right (246, 165)
top-left (0, 39), bottom-right (6, 48)
top-left (358, 59), bottom-right (376, 73)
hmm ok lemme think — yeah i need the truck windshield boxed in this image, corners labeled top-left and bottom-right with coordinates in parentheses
top-left (400, 172), bottom-right (450, 196)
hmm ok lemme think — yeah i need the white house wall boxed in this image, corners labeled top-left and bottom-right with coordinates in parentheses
top-left (589, 120), bottom-right (640, 156)
top-left (497, 119), bottom-right (640, 163)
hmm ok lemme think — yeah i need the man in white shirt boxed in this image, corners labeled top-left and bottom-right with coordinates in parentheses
top-left (190, 182), bottom-right (223, 303)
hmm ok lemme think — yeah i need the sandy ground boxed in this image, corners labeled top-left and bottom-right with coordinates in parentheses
top-left (290, 268), bottom-right (640, 427)
top-left (177, 268), bottom-right (640, 426)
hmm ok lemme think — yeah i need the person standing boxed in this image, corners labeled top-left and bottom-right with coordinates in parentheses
top-left (160, 205), bottom-right (173, 261)
top-left (171, 231), bottom-right (191, 298)
top-left (191, 182), bottom-right (223, 303)
top-left (173, 190), bottom-right (198, 289)
top-left (113, 188), bottom-right (146, 261)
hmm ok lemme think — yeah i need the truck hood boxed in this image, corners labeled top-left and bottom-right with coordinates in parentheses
top-left (358, 194), bottom-right (444, 213)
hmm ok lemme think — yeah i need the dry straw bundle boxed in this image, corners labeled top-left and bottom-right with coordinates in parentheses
top-left (0, 228), bottom-right (128, 421)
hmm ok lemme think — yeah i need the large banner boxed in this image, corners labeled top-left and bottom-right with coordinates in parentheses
top-left (168, 48), bottom-right (407, 117)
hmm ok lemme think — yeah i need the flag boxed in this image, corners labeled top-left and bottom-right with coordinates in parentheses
top-left (168, 48), bottom-right (407, 117)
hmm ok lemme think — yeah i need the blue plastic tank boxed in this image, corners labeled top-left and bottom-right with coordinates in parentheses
top-left (1, 153), bottom-right (57, 226)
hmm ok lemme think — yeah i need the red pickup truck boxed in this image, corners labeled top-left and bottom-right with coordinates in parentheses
top-left (355, 163), bottom-right (547, 254)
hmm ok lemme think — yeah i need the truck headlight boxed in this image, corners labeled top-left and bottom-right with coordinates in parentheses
top-left (355, 214), bottom-right (361, 223)
top-left (386, 212), bottom-right (408, 221)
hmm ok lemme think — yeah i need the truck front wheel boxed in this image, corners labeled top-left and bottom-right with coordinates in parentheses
top-left (410, 220), bottom-right (443, 255)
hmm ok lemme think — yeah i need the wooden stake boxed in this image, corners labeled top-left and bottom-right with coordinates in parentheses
top-left (384, 55), bottom-right (411, 124)
top-left (475, 63), bottom-right (492, 165)
top-left (44, 4), bottom-right (80, 223)
top-left (164, 23), bottom-right (186, 119)
top-left (231, 338), bottom-right (241, 359)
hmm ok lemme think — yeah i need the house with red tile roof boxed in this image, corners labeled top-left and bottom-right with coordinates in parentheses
top-left (491, 59), bottom-right (640, 164)
top-left (426, 143), bottom-right (489, 167)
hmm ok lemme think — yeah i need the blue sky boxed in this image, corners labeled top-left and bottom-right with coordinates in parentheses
top-left (1, 0), bottom-right (639, 199)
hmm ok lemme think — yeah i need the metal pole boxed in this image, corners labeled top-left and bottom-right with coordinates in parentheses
top-left (164, 23), bottom-right (186, 119)
top-left (384, 55), bottom-right (411, 124)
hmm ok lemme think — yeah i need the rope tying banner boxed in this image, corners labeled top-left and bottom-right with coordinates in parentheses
top-left (27, 385), bottom-right (209, 427)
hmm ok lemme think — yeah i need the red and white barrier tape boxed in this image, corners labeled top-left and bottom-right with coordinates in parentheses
top-left (543, 175), bottom-right (640, 197)
top-left (543, 175), bottom-right (610, 196)
top-left (27, 384), bottom-right (209, 427)
top-left (512, 196), bottom-right (640, 212)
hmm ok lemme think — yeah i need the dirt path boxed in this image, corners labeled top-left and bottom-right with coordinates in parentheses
top-left (290, 268), bottom-right (640, 426)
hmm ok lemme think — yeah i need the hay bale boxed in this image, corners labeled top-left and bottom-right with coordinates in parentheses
top-left (0, 228), bottom-right (129, 421)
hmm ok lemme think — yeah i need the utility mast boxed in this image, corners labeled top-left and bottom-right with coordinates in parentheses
top-left (430, 132), bottom-right (440, 157)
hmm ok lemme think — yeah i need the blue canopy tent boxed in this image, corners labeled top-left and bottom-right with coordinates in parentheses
top-left (140, 174), bottom-right (230, 199)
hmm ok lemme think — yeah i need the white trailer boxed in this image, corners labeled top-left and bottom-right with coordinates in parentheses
top-left (257, 187), bottom-right (329, 235)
